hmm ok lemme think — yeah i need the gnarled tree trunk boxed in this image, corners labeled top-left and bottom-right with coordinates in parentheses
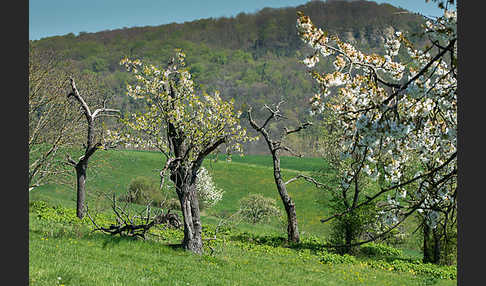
top-left (272, 154), bottom-right (300, 243)
top-left (170, 163), bottom-right (204, 254)
top-left (178, 183), bottom-right (203, 253)
top-left (247, 102), bottom-right (313, 244)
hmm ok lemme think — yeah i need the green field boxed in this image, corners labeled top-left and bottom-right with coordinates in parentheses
top-left (29, 150), bottom-right (335, 236)
top-left (29, 149), bottom-right (456, 285)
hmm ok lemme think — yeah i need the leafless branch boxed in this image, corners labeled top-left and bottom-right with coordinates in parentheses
top-left (86, 193), bottom-right (181, 239)
top-left (284, 121), bottom-right (313, 136)
top-left (285, 174), bottom-right (326, 188)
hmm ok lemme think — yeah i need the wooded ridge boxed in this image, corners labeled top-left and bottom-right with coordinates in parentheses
top-left (31, 0), bottom-right (427, 155)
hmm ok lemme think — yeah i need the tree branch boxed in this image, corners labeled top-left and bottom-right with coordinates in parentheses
top-left (285, 174), bottom-right (326, 188)
top-left (284, 121), bottom-right (313, 136)
top-left (320, 151), bottom-right (456, 223)
top-left (68, 77), bottom-right (92, 120)
top-left (92, 107), bottom-right (120, 120)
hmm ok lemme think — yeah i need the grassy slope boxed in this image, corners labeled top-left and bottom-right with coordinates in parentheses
top-left (29, 149), bottom-right (333, 236)
top-left (29, 149), bottom-right (455, 285)
top-left (29, 213), bottom-right (455, 286)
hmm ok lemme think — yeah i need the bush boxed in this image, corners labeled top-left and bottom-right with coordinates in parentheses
top-left (238, 194), bottom-right (281, 224)
top-left (196, 167), bottom-right (224, 210)
top-left (123, 176), bottom-right (165, 207)
top-left (329, 200), bottom-right (377, 254)
top-left (319, 251), bottom-right (357, 264)
top-left (165, 198), bottom-right (181, 211)
top-left (365, 259), bottom-right (456, 280)
top-left (360, 242), bottom-right (403, 258)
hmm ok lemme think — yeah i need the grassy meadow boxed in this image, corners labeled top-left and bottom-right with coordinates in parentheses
top-left (29, 149), bottom-right (456, 285)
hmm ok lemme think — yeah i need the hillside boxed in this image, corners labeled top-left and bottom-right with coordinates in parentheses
top-left (30, 0), bottom-right (427, 155)
top-left (29, 150), bottom-right (334, 236)
top-left (28, 150), bottom-right (457, 285)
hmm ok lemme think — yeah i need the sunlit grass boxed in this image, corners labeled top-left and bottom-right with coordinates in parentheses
top-left (29, 149), bottom-right (456, 285)
top-left (29, 211), bottom-right (455, 286)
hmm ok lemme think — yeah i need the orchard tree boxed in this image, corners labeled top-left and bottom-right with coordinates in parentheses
top-left (248, 101), bottom-right (315, 243)
top-left (29, 45), bottom-right (119, 220)
top-left (66, 75), bottom-right (120, 219)
top-left (29, 45), bottom-right (78, 191)
top-left (297, 3), bottom-right (456, 263)
top-left (113, 50), bottom-right (254, 253)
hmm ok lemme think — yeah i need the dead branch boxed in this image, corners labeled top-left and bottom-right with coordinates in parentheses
top-left (285, 174), bottom-right (326, 188)
top-left (86, 193), bottom-right (181, 239)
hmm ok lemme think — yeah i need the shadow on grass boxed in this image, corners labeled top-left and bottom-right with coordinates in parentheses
top-left (230, 232), bottom-right (329, 252)
top-left (167, 243), bottom-right (185, 251)
top-left (99, 235), bottom-right (139, 249)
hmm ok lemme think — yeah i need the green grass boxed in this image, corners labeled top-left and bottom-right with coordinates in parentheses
top-left (29, 207), bottom-right (456, 286)
top-left (207, 153), bottom-right (332, 173)
top-left (29, 149), bottom-right (334, 236)
top-left (29, 149), bottom-right (456, 285)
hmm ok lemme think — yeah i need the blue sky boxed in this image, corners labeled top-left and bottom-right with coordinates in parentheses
top-left (29, 0), bottom-right (451, 41)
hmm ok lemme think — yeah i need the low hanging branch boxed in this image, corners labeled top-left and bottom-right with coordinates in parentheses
top-left (86, 193), bottom-right (181, 239)
top-left (319, 153), bottom-right (457, 224)
top-left (66, 77), bottom-right (120, 219)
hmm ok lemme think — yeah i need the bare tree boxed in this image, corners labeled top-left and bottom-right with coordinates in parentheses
top-left (66, 77), bottom-right (120, 219)
top-left (248, 101), bottom-right (313, 243)
top-left (29, 45), bottom-right (81, 191)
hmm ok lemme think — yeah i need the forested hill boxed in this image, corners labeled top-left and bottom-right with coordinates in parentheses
top-left (31, 0), bottom-right (427, 155)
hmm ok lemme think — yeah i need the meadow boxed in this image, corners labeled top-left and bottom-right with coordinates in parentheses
top-left (29, 149), bottom-right (456, 285)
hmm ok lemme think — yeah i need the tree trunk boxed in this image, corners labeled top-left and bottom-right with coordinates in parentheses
top-left (423, 223), bottom-right (432, 263)
top-left (344, 222), bottom-right (354, 254)
top-left (75, 163), bottom-right (87, 219)
top-left (175, 171), bottom-right (203, 254)
top-left (272, 153), bottom-right (300, 243)
top-left (285, 200), bottom-right (300, 243)
top-left (432, 227), bottom-right (441, 264)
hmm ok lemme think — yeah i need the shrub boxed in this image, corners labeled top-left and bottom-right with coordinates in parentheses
top-left (319, 251), bottom-right (357, 264)
top-left (196, 167), bottom-right (224, 210)
top-left (238, 194), bottom-right (281, 224)
top-left (123, 176), bottom-right (165, 207)
top-left (165, 198), bottom-right (181, 211)
top-left (360, 242), bottom-right (403, 258)
top-left (329, 199), bottom-right (377, 254)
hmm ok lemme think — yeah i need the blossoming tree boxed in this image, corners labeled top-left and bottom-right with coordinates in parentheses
top-left (195, 167), bottom-right (224, 210)
top-left (296, 4), bottom-right (456, 262)
top-left (115, 50), bottom-right (253, 253)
